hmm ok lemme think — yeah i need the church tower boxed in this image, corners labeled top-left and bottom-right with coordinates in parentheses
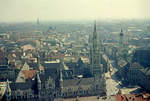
top-left (90, 21), bottom-right (103, 76)
top-left (90, 21), bottom-right (106, 96)
top-left (119, 28), bottom-right (124, 48)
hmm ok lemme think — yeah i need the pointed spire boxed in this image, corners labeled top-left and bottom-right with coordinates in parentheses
top-left (93, 20), bottom-right (98, 43)
top-left (36, 71), bottom-right (41, 98)
top-left (120, 28), bottom-right (124, 36)
top-left (37, 53), bottom-right (41, 72)
top-left (6, 79), bottom-right (11, 100)
top-left (22, 62), bottom-right (30, 70)
top-left (60, 69), bottom-right (63, 82)
top-left (61, 61), bottom-right (68, 70)
top-left (6, 79), bottom-right (11, 92)
top-left (59, 69), bottom-right (63, 90)
top-left (37, 72), bottom-right (41, 83)
top-left (94, 20), bottom-right (97, 33)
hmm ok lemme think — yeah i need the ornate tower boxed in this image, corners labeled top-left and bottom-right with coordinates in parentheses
top-left (37, 54), bottom-right (43, 74)
top-left (59, 69), bottom-right (64, 97)
top-left (5, 79), bottom-right (11, 101)
top-left (37, 51), bottom-right (44, 74)
top-left (37, 54), bottom-right (40, 71)
top-left (90, 21), bottom-right (103, 76)
top-left (90, 21), bottom-right (106, 96)
top-left (119, 28), bottom-right (124, 47)
top-left (36, 72), bottom-right (41, 97)
top-left (59, 69), bottom-right (63, 90)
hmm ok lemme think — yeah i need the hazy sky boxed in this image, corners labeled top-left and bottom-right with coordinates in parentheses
top-left (0, 0), bottom-right (150, 22)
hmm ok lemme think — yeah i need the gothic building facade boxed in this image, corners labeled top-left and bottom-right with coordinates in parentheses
top-left (57, 21), bottom-right (106, 98)
top-left (89, 21), bottom-right (106, 96)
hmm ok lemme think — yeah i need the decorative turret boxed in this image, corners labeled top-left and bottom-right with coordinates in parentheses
top-left (37, 72), bottom-right (41, 91)
top-left (59, 69), bottom-right (63, 90)
top-left (60, 61), bottom-right (69, 70)
top-left (37, 54), bottom-right (41, 72)
top-left (36, 71), bottom-right (41, 98)
top-left (5, 79), bottom-right (11, 101)
top-left (37, 52), bottom-right (44, 74)
top-left (120, 29), bottom-right (124, 36)
top-left (119, 28), bottom-right (124, 46)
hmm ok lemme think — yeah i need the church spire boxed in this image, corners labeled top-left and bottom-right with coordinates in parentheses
top-left (37, 72), bottom-right (41, 83)
top-left (92, 20), bottom-right (98, 51)
top-left (94, 20), bottom-right (96, 33)
top-left (119, 28), bottom-right (124, 46)
top-left (59, 69), bottom-right (63, 89)
top-left (93, 20), bottom-right (97, 40)
top-left (36, 71), bottom-right (41, 92)
top-left (5, 79), bottom-right (11, 101)
top-left (37, 53), bottom-right (41, 72)
top-left (90, 20), bottom-right (102, 76)
top-left (60, 69), bottom-right (63, 82)
top-left (120, 28), bottom-right (124, 36)
top-left (36, 71), bottom-right (41, 98)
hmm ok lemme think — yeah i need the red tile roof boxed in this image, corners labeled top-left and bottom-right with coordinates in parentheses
top-left (22, 70), bottom-right (37, 79)
top-left (116, 94), bottom-right (150, 101)
top-left (39, 65), bottom-right (44, 71)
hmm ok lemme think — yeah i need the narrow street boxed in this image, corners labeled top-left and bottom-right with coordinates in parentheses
top-left (105, 71), bottom-right (119, 96)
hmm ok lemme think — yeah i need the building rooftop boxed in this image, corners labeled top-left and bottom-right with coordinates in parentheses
top-left (63, 77), bottom-right (94, 88)
top-left (22, 70), bottom-right (37, 79)
top-left (116, 94), bottom-right (150, 101)
top-left (0, 82), bottom-right (6, 100)
top-left (54, 93), bottom-right (150, 101)
top-left (54, 96), bottom-right (116, 101)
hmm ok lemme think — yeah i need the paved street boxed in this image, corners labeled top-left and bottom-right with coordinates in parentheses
top-left (105, 72), bottom-right (119, 96)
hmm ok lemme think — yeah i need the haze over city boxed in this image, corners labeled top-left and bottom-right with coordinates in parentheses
top-left (1, 0), bottom-right (150, 101)
top-left (0, 0), bottom-right (150, 22)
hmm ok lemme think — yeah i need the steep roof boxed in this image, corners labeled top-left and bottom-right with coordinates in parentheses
top-left (130, 62), bottom-right (143, 69)
top-left (42, 62), bottom-right (62, 70)
top-left (63, 77), bottom-right (94, 87)
top-left (21, 44), bottom-right (35, 51)
top-left (22, 70), bottom-right (37, 79)
top-left (10, 80), bottom-right (35, 91)
top-left (116, 94), bottom-right (150, 101)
